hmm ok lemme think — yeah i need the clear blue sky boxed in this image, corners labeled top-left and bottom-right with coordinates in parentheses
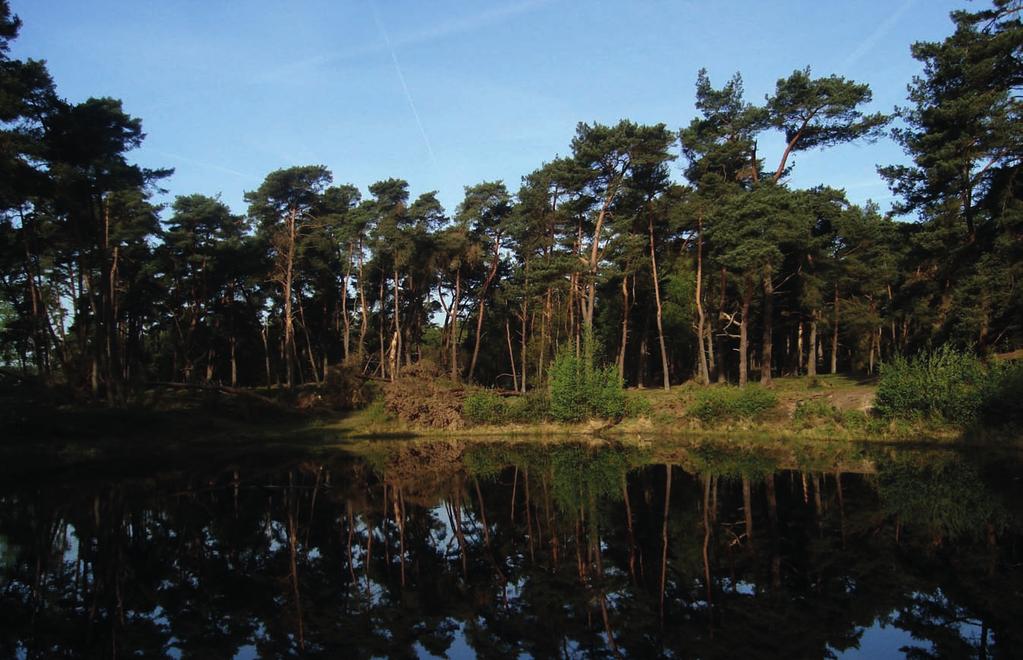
top-left (9, 0), bottom-right (971, 218)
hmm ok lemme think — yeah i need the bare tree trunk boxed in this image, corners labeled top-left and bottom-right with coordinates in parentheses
top-left (538, 287), bottom-right (552, 388)
top-left (637, 315), bottom-right (649, 389)
top-left (695, 216), bottom-right (710, 385)
top-left (230, 336), bottom-right (237, 387)
top-left (705, 322), bottom-right (716, 380)
top-left (716, 267), bottom-right (728, 383)
top-left (357, 238), bottom-right (368, 360)
top-left (520, 303), bottom-right (528, 393)
top-left (739, 278), bottom-right (753, 387)
top-left (618, 273), bottom-right (630, 380)
top-left (341, 241), bottom-right (353, 361)
top-left (584, 193), bottom-right (615, 330)
top-left (808, 313), bottom-right (818, 378)
top-left (831, 285), bottom-right (840, 374)
top-left (392, 270), bottom-right (402, 379)
top-left (450, 270), bottom-right (461, 382)
top-left (761, 264), bottom-right (774, 386)
top-left (469, 235), bottom-right (502, 382)
top-left (797, 321), bottom-right (804, 375)
top-left (649, 217), bottom-right (670, 391)
top-left (505, 318), bottom-right (518, 391)
top-left (297, 294), bottom-right (320, 384)
top-left (377, 278), bottom-right (387, 379)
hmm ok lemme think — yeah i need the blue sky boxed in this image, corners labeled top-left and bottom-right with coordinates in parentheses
top-left (10, 0), bottom-right (971, 218)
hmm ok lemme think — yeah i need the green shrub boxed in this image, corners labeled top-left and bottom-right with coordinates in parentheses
top-left (793, 398), bottom-right (840, 423)
top-left (688, 386), bottom-right (778, 424)
top-left (624, 392), bottom-right (653, 419)
top-left (506, 390), bottom-right (551, 423)
top-left (841, 409), bottom-right (871, 431)
top-left (980, 360), bottom-right (1023, 426)
top-left (875, 346), bottom-right (985, 423)
top-left (548, 335), bottom-right (626, 422)
top-left (463, 390), bottom-right (508, 425)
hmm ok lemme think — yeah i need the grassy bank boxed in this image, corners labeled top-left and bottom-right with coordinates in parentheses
top-left (319, 373), bottom-right (980, 443)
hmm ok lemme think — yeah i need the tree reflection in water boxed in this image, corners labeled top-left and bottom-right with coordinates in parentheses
top-left (0, 440), bottom-right (1020, 658)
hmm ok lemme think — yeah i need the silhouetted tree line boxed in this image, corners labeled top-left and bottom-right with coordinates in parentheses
top-left (1, 0), bottom-right (1020, 402)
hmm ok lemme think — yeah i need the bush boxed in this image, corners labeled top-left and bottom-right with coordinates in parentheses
top-left (875, 346), bottom-right (985, 423)
top-left (688, 386), bottom-right (778, 424)
top-left (624, 392), bottom-right (653, 419)
top-left (980, 360), bottom-right (1023, 426)
top-left (506, 390), bottom-right (551, 423)
top-left (463, 390), bottom-right (509, 425)
top-left (793, 398), bottom-right (841, 425)
top-left (548, 336), bottom-right (626, 422)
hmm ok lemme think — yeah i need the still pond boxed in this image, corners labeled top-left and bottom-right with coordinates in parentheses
top-left (1, 438), bottom-right (1021, 658)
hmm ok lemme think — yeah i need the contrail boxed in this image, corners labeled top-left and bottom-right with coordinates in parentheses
top-left (843, 0), bottom-right (918, 69)
top-left (371, 0), bottom-right (438, 167)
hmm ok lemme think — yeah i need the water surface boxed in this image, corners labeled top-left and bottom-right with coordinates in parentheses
top-left (1, 438), bottom-right (1020, 658)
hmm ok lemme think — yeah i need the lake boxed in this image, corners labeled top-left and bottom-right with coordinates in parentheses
top-left (1, 438), bottom-right (1020, 658)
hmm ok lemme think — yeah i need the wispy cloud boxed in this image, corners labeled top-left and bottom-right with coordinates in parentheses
top-left (842, 0), bottom-right (918, 69)
top-left (258, 0), bottom-right (554, 84)
top-left (152, 150), bottom-right (252, 179)
top-left (371, 0), bottom-right (437, 167)
top-left (394, 0), bottom-right (553, 48)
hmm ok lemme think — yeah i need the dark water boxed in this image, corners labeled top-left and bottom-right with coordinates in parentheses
top-left (1, 439), bottom-right (1022, 659)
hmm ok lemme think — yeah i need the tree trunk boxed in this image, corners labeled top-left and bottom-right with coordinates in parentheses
top-left (649, 217), bottom-right (670, 391)
top-left (469, 236), bottom-right (501, 382)
top-left (520, 303), bottom-right (528, 393)
top-left (378, 278), bottom-right (387, 380)
top-left (450, 270), bottom-right (461, 382)
top-left (716, 267), bottom-right (728, 383)
top-left (739, 278), bottom-right (753, 387)
top-left (357, 238), bottom-right (368, 360)
top-left (341, 240), bottom-right (353, 361)
top-left (637, 315), bottom-right (649, 389)
top-left (761, 265), bottom-right (773, 386)
top-left (505, 318), bottom-right (518, 391)
top-left (392, 270), bottom-right (402, 379)
top-left (298, 294), bottom-right (320, 384)
top-left (797, 322), bottom-right (804, 375)
top-left (831, 285), bottom-right (840, 374)
top-left (617, 273), bottom-right (630, 380)
top-left (283, 209), bottom-right (297, 388)
top-left (695, 215), bottom-right (710, 385)
top-left (584, 193), bottom-right (615, 330)
top-left (808, 313), bottom-right (818, 378)
top-left (230, 336), bottom-right (238, 387)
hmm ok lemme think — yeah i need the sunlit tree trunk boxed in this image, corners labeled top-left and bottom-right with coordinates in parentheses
top-left (450, 270), bottom-right (461, 382)
top-left (649, 216), bottom-right (670, 390)
top-left (618, 274), bottom-right (630, 380)
top-left (695, 216), bottom-right (710, 384)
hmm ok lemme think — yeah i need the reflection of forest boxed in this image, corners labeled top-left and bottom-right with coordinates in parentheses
top-left (1, 441), bottom-right (1020, 658)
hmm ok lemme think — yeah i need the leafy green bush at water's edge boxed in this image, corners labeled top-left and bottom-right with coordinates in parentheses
top-left (875, 347), bottom-right (1023, 428)
top-left (875, 346), bottom-right (984, 423)
top-left (463, 390), bottom-right (509, 425)
top-left (688, 386), bottom-right (778, 424)
top-left (548, 338), bottom-right (626, 423)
